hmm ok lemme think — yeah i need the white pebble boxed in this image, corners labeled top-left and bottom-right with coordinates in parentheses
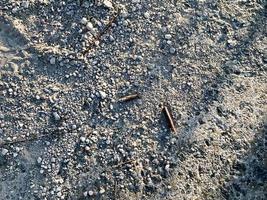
top-left (80, 136), bottom-right (86, 142)
top-left (165, 34), bottom-right (172, 40)
top-left (99, 188), bottom-right (105, 194)
top-left (86, 22), bottom-right (94, 30)
top-left (103, 0), bottom-right (113, 9)
top-left (99, 91), bottom-right (107, 99)
top-left (80, 17), bottom-right (88, 25)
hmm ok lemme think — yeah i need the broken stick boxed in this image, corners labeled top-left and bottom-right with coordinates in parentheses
top-left (162, 106), bottom-right (176, 133)
top-left (119, 93), bottom-right (140, 102)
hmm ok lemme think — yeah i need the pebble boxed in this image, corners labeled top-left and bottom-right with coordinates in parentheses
top-left (165, 34), bottom-right (172, 40)
top-left (86, 22), bottom-right (94, 30)
top-left (71, 124), bottom-right (77, 130)
top-left (169, 47), bottom-right (176, 54)
top-left (80, 136), bottom-right (86, 142)
top-left (88, 191), bottom-right (94, 196)
top-left (99, 91), bottom-right (107, 99)
top-left (80, 17), bottom-right (88, 25)
top-left (57, 192), bottom-right (62, 198)
top-left (144, 12), bottom-right (150, 18)
top-left (37, 157), bottom-right (42, 164)
top-left (1, 148), bottom-right (8, 156)
top-left (103, 0), bottom-right (113, 9)
top-left (165, 164), bottom-right (170, 171)
top-left (99, 188), bottom-right (105, 194)
top-left (53, 112), bottom-right (60, 121)
top-left (50, 57), bottom-right (56, 65)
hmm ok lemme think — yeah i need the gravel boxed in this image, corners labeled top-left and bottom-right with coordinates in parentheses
top-left (0, 0), bottom-right (266, 200)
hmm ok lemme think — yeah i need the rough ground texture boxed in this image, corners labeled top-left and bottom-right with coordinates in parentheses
top-left (0, 0), bottom-right (266, 199)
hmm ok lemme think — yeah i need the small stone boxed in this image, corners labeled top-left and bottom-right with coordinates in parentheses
top-left (165, 164), bottom-right (170, 171)
top-left (71, 124), bottom-right (77, 130)
top-left (99, 91), bottom-right (107, 99)
top-left (169, 47), bottom-right (176, 54)
top-left (109, 35), bottom-right (115, 42)
top-left (99, 188), bottom-right (105, 194)
top-left (103, 0), bottom-right (113, 9)
top-left (165, 34), bottom-right (172, 40)
top-left (1, 148), bottom-right (8, 155)
top-left (37, 157), bottom-right (42, 164)
top-left (53, 112), bottom-right (60, 121)
top-left (80, 136), bottom-right (86, 142)
top-left (86, 22), bottom-right (94, 30)
top-left (88, 191), bottom-right (94, 196)
top-left (57, 192), bottom-right (62, 197)
top-left (106, 139), bottom-right (111, 145)
top-left (50, 57), bottom-right (56, 65)
top-left (144, 12), bottom-right (150, 18)
top-left (80, 17), bottom-right (88, 25)
top-left (83, 191), bottom-right (88, 197)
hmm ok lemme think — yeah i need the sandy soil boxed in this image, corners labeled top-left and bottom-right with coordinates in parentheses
top-left (0, 0), bottom-right (266, 200)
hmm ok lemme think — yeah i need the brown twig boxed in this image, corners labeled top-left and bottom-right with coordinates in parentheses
top-left (82, 6), bottom-right (120, 55)
top-left (162, 106), bottom-right (177, 133)
top-left (119, 93), bottom-right (140, 102)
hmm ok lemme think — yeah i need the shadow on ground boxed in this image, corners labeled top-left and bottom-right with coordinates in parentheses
top-left (219, 121), bottom-right (267, 200)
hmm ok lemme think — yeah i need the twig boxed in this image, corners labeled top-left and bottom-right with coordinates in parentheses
top-left (119, 93), bottom-right (140, 102)
top-left (82, 6), bottom-right (120, 55)
top-left (0, 128), bottom-right (64, 147)
top-left (162, 106), bottom-right (176, 133)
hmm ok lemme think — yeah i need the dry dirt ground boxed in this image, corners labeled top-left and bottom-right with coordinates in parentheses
top-left (0, 0), bottom-right (266, 200)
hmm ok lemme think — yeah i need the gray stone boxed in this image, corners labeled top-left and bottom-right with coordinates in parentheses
top-left (53, 112), bottom-right (60, 121)
top-left (169, 47), bottom-right (176, 54)
top-left (50, 57), bottom-right (56, 65)
top-left (1, 148), bottom-right (8, 156)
